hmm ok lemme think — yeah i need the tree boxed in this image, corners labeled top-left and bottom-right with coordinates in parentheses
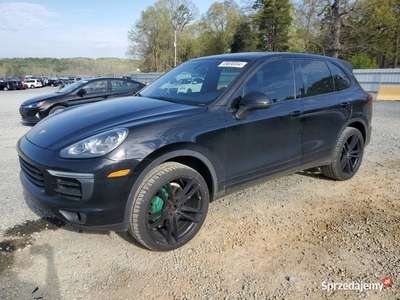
top-left (231, 15), bottom-right (258, 52)
top-left (291, 0), bottom-right (326, 54)
top-left (127, 0), bottom-right (197, 72)
top-left (252, 0), bottom-right (293, 52)
top-left (197, 0), bottom-right (241, 56)
top-left (342, 0), bottom-right (399, 67)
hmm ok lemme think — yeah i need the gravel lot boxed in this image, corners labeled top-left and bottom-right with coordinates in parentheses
top-left (0, 88), bottom-right (399, 299)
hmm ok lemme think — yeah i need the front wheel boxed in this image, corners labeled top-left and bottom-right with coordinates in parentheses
top-left (129, 162), bottom-right (209, 251)
top-left (321, 127), bottom-right (364, 181)
top-left (49, 105), bottom-right (66, 115)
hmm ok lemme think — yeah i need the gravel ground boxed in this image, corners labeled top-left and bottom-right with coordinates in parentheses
top-left (0, 89), bottom-right (399, 300)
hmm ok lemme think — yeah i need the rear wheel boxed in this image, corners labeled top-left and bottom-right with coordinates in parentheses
top-left (30, 85), bottom-right (35, 89)
top-left (3, 87), bottom-right (8, 91)
top-left (129, 162), bottom-right (209, 251)
top-left (321, 127), bottom-right (364, 181)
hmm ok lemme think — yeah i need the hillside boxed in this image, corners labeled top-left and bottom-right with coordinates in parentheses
top-left (0, 57), bottom-right (141, 78)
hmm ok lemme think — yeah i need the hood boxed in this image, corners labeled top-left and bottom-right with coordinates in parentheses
top-left (21, 92), bottom-right (60, 105)
top-left (25, 96), bottom-right (204, 150)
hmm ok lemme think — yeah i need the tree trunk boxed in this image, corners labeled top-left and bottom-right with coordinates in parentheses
top-left (328, 0), bottom-right (341, 58)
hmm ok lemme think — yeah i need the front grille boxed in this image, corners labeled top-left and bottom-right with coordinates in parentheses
top-left (19, 158), bottom-right (45, 188)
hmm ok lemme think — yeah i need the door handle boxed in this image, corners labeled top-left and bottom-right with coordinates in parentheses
top-left (340, 102), bottom-right (350, 107)
top-left (289, 110), bottom-right (303, 117)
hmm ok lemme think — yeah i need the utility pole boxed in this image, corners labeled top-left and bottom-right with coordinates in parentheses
top-left (174, 30), bottom-right (177, 67)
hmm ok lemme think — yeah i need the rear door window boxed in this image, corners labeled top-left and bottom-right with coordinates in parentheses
top-left (298, 60), bottom-right (334, 97)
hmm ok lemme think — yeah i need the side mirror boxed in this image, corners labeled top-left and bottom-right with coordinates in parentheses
top-left (76, 88), bottom-right (86, 97)
top-left (236, 91), bottom-right (273, 120)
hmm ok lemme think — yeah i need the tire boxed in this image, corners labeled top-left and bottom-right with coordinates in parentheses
top-left (187, 88), bottom-right (192, 93)
top-left (129, 162), bottom-right (209, 251)
top-left (3, 87), bottom-right (8, 91)
top-left (30, 85), bottom-right (35, 89)
top-left (49, 106), bottom-right (66, 115)
top-left (321, 127), bottom-right (364, 181)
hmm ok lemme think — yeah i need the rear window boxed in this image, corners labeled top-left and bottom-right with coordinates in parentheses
top-left (298, 60), bottom-right (334, 97)
top-left (327, 62), bottom-right (351, 91)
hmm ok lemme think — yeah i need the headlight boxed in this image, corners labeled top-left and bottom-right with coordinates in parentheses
top-left (60, 128), bottom-right (128, 158)
top-left (27, 101), bottom-right (45, 108)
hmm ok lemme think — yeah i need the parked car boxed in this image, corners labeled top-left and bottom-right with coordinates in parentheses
top-left (23, 79), bottom-right (43, 89)
top-left (47, 79), bottom-right (62, 87)
top-left (17, 53), bottom-right (372, 251)
top-left (166, 77), bottom-right (204, 94)
top-left (19, 77), bottom-right (145, 123)
top-left (0, 80), bottom-right (19, 91)
top-left (12, 80), bottom-right (23, 90)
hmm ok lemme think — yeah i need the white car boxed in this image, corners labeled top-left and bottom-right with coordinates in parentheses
top-left (168, 77), bottom-right (203, 94)
top-left (23, 79), bottom-right (43, 89)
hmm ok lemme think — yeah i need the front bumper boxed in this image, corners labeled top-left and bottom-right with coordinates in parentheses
top-left (19, 106), bottom-right (41, 123)
top-left (17, 136), bottom-right (140, 231)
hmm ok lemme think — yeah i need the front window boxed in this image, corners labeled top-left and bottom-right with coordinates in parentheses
top-left (140, 59), bottom-right (251, 105)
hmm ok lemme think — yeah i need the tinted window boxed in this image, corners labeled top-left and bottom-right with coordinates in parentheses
top-left (298, 60), bottom-right (334, 97)
top-left (245, 60), bottom-right (295, 102)
top-left (84, 80), bottom-right (108, 93)
top-left (327, 62), bottom-right (351, 91)
top-left (111, 79), bottom-right (140, 91)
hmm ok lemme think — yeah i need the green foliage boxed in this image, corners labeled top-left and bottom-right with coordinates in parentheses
top-left (230, 15), bottom-right (258, 53)
top-left (198, 0), bottom-right (241, 55)
top-left (0, 58), bottom-right (140, 77)
top-left (252, 0), bottom-right (293, 52)
top-left (127, 0), bottom-right (198, 72)
top-left (350, 54), bottom-right (378, 69)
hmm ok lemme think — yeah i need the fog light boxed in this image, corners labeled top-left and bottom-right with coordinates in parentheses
top-left (107, 169), bottom-right (131, 178)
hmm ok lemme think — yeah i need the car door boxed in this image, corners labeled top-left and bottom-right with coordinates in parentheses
top-left (72, 79), bottom-right (111, 106)
top-left (225, 59), bottom-right (302, 189)
top-left (296, 59), bottom-right (352, 165)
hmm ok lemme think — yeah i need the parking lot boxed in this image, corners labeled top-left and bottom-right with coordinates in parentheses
top-left (0, 88), bottom-right (399, 299)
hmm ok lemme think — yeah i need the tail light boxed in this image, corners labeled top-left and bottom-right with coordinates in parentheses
top-left (368, 94), bottom-right (373, 104)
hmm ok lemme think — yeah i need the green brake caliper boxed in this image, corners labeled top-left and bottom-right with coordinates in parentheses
top-left (149, 186), bottom-right (167, 222)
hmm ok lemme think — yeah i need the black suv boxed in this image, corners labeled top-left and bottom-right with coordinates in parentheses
top-left (19, 77), bottom-right (146, 123)
top-left (17, 53), bottom-right (372, 251)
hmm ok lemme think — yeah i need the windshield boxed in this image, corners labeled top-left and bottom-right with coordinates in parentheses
top-left (58, 80), bottom-right (87, 94)
top-left (140, 59), bottom-right (250, 105)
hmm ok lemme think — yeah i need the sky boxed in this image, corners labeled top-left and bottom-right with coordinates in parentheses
top-left (0, 0), bottom-right (242, 59)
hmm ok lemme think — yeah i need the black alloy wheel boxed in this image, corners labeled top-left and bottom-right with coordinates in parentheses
top-left (321, 127), bottom-right (364, 181)
top-left (129, 162), bottom-right (209, 251)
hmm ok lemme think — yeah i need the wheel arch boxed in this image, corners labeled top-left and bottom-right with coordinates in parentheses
top-left (346, 119), bottom-right (368, 144)
top-left (122, 143), bottom-right (223, 230)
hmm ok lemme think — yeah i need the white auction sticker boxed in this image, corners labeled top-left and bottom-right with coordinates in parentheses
top-left (218, 61), bottom-right (248, 68)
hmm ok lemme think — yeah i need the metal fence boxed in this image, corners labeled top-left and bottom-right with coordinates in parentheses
top-left (353, 69), bottom-right (400, 93)
top-left (131, 69), bottom-right (400, 93)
